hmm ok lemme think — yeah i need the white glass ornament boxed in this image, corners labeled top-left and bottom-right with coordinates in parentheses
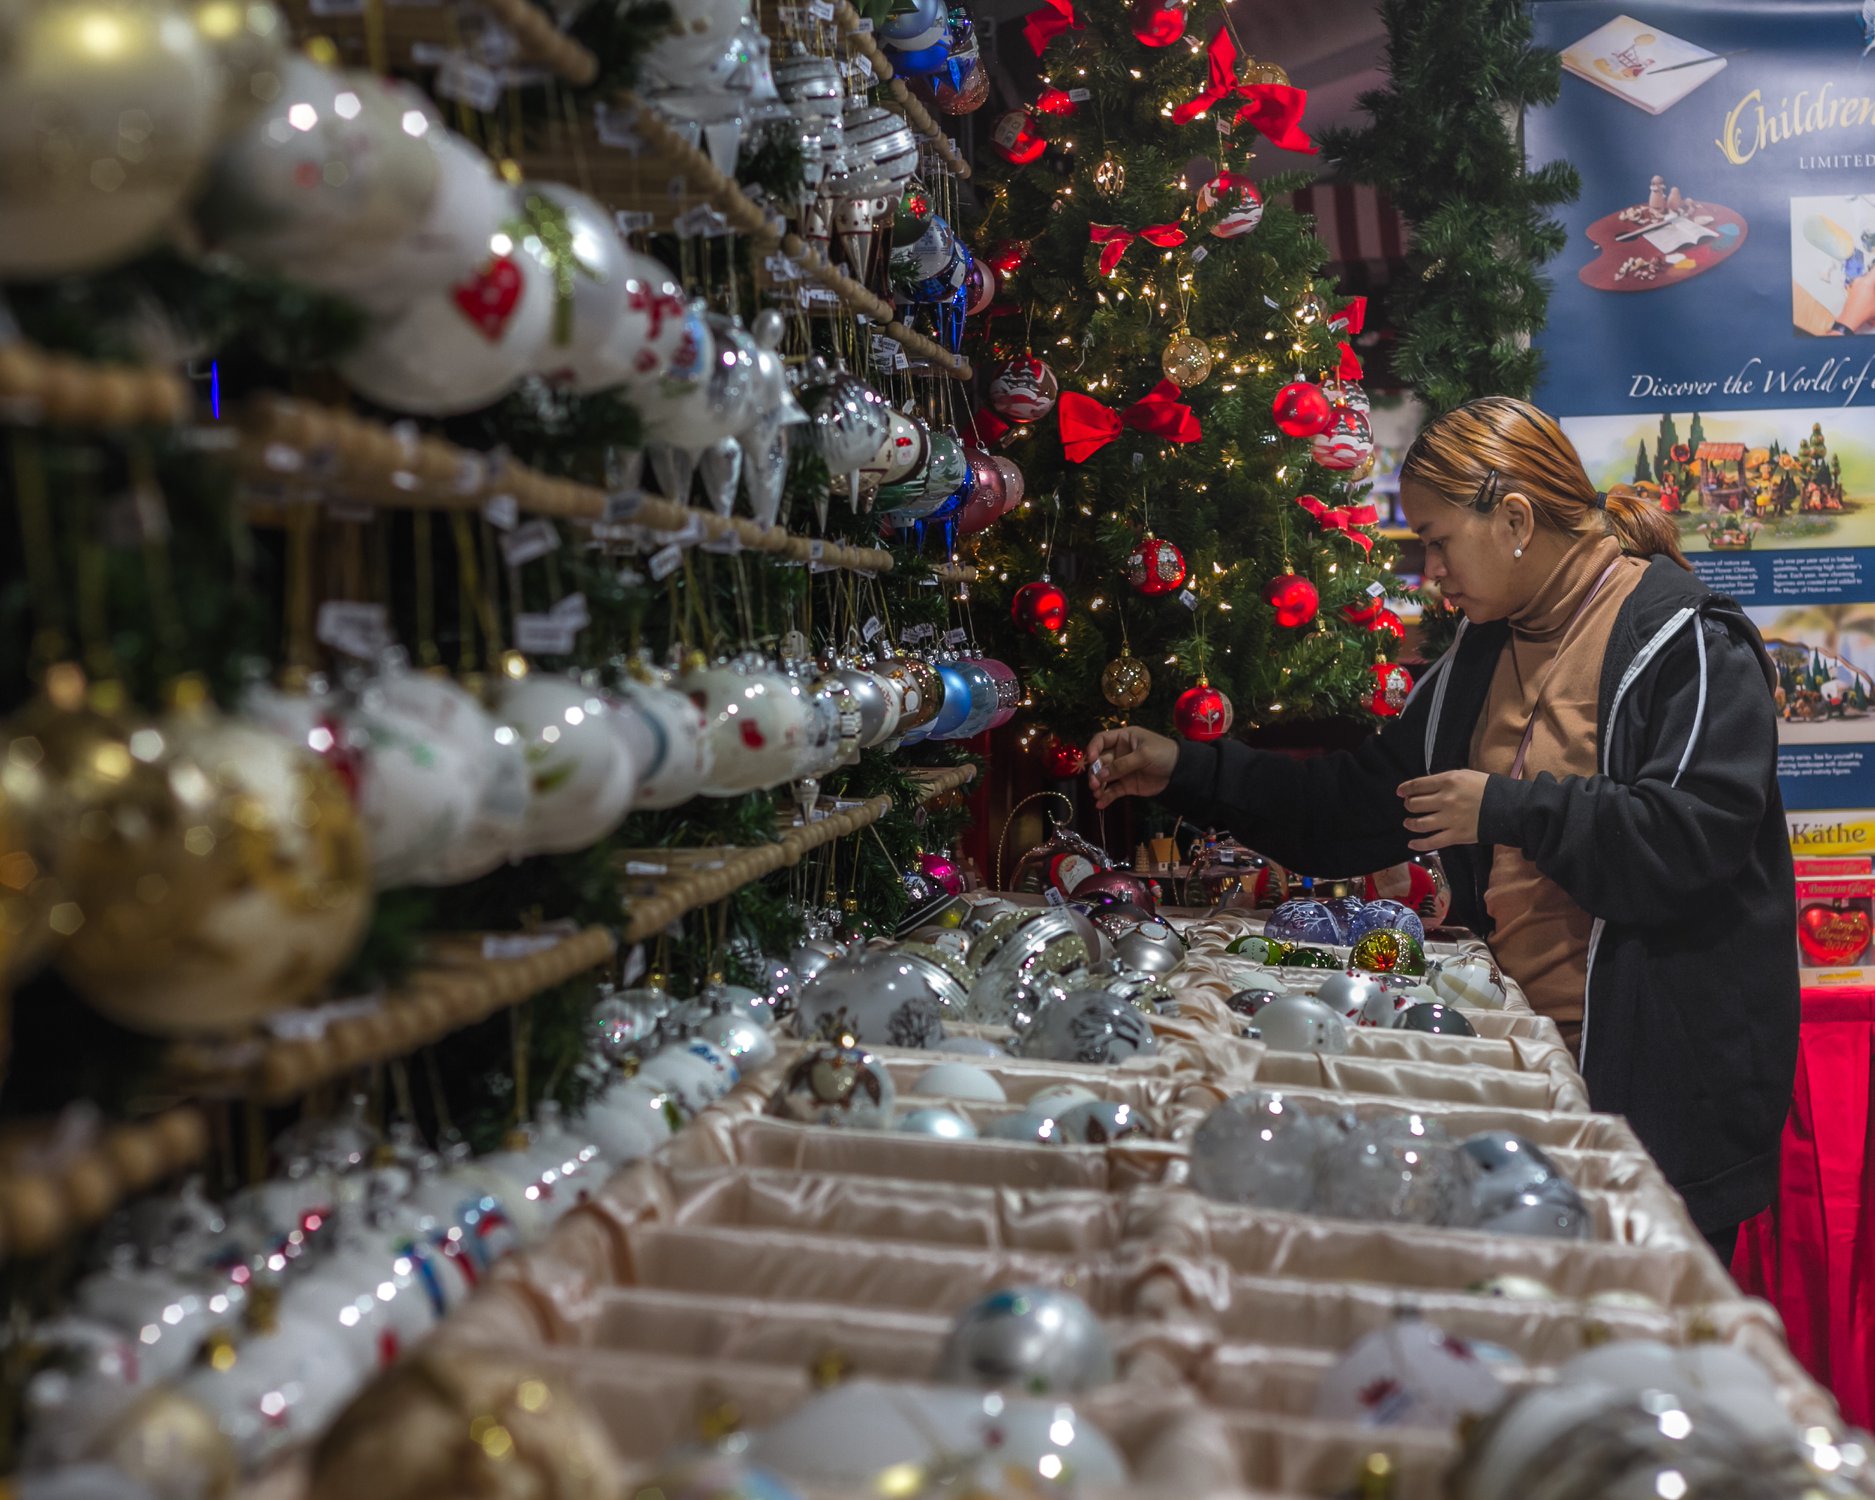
top-left (1253, 994), bottom-right (1352, 1052)
top-left (612, 673), bottom-right (714, 810)
top-left (913, 1062), bottom-right (1006, 1102)
top-left (934, 1287), bottom-right (1115, 1394)
top-left (176, 1317), bottom-right (357, 1466)
top-left (1188, 1090), bottom-right (1343, 1211)
top-left (1313, 1321), bottom-right (1506, 1429)
top-left (897, 1106), bottom-right (977, 1140)
top-left (684, 657), bottom-right (811, 795)
top-left (521, 182), bottom-right (640, 392)
top-left (1011, 988), bottom-right (1158, 1066)
top-left (796, 942), bottom-right (962, 1047)
top-left (1430, 952), bottom-right (1509, 1010)
top-left (344, 686), bottom-right (482, 889)
top-left (492, 669), bottom-right (633, 856)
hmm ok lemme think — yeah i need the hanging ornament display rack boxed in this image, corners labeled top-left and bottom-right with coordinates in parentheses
top-left (276, 0), bottom-right (598, 82)
top-left (237, 395), bottom-right (899, 573)
top-left (830, 0), bottom-right (972, 180)
top-left (0, 342), bottom-right (193, 428)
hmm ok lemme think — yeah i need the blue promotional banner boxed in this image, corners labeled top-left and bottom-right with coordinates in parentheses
top-left (1527, 0), bottom-right (1875, 829)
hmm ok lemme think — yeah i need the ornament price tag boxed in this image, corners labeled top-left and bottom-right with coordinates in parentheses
top-left (1366, 581), bottom-right (1388, 598)
top-left (869, 334), bottom-right (902, 368)
top-left (513, 613), bottom-right (581, 655)
top-left (316, 601), bottom-right (393, 660)
top-left (434, 53), bottom-right (503, 111)
top-left (1179, 588), bottom-right (1198, 609)
top-left (1190, 246), bottom-right (1209, 264)
top-left (808, 539), bottom-right (826, 562)
top-left (852, 53), bottom-right (874, 80)
top-left (482, 934), bottom-right (559, 959)
top-left (674, 204), bottom-right (733, 238)
top-left (624, 860), bottom-right (669, 875)
top-left (621, 944), bottom-right (648, 986)
top-left (862, 614), bottom-right (884, 642)
top-left (552, 592), bottom-right (590, 626)
top-left (615, 210), bottom-right (655, 234)
top-left (1067, 87), bottom-right (1091, 101)
top-left (944, 627), bottom-right (968, 646)
top-left (603, 489), bottom-right (645, 522)
top-left (850, 14), bottom-right (872, 28)
top-left (1044, 887), bottom-right (1067, 907)
top-left (501, 518), bottom-right (560, 567)
top-left (593, 104), bottom-right (645, 152)
top-left (648, 542), bottom-right (685, 580)
top-left (808, 0), bottom-right (835, 18)
top-left (483, 494), bottom-right (519, 530)
top-left (765, 254), bottom-right (803, 281)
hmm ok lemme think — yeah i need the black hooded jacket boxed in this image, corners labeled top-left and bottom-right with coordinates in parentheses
top-left (1161, 556), bottom-right (1799, 1232)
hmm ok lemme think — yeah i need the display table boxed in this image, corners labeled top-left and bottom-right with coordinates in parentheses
top-left (1734, 985), bottom-right (1875, 1427)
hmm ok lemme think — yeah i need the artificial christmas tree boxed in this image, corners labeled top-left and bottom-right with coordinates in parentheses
top-left (963, 8), bottom-right (1403, 745)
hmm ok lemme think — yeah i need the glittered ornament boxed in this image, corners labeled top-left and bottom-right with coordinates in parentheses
top-left (1011, 580), bottom-right (1068, 633)
top-left (1126, 535), bottom-right (1187, 596)
top-left (1101, 654), bottom-right (1152, 711)
top-left (1272, 381), bottom-right (1334, 438)
top-left (1312, 404), bottom-right (1376, 471)
top-left (1264, 573), bottom-right (1320, 627)
top-left (1174, 682), bottom-right (1233, 741)
top-left (1371, 662), bottom-right (1413, 718)
top-left (991, 108), bottom-right (1046, 165)
top-left (1041, 736), bottom-right (1086, 780)
top-left (1160, 332), bottom-right (1214, 387)
top-left (1093, 153), bottom-right (1126, 196)
top-left (988, 356), bottom-right (1059, 422)
top-left (1350, 927), bottom-right (1429, 977)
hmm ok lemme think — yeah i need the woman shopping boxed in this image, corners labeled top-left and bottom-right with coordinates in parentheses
top-left (1086, 395), bottom-right (1799, 1261)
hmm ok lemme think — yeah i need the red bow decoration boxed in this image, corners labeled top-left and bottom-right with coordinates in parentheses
top-left (1337, 342), bottom-right (1363, 380)
top-left (1329, 297), bottom-right (1367, 335)
top-left (1172, 27), bottom-right (1316, 152)
top-left (1059, 381), bottom-right (1202, 463)
top-left (1296, 493), bottom-right (1380, 552)
top-left (1088, 221), bottom-right (1188, 275)
top-left (973, 406), bottom-right (1013, 445)
top-left (1022, 0), bottom-right (1081, 54)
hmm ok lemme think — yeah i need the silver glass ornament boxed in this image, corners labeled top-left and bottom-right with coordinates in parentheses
top-left (1053, 1099), bottom-right (1154, 1145)
top-left (767, 1041), bottom-right (896, 1127)
top-left (831, 102), bottom-right (919, 196)
top-left (963, 909), bottom-right (1098, 1022)
top-left (789, 939), bottom-right (843, 985)
top-left (1188, 1091), bottom-right (1345, 1211)
top-left (1312, 971), bottom-right (1383, 1022)
top-left (896, 1106), bottom-right (978, 1140)
top-left (1429, 952), bottom-right (1508, 1010)
top-left (933, 1287), bottom-right (1115, 1395)
top-left (1110, 916), bottom-right (1185, 977)
top-left (1314, 1115), bottom-right (1475, 1228)
top-left (794, 941), bottom-right (964, 1048)
top-left (982, 1108), bottom-right (1063, 1144)
top-left (697, 1010), bottom-right (778, 1071)
top-left (1010, 988), bottom-right (1158, 1066)
top-left (1396, 1002), bottom-right (1478, 1036)
top-left (1224, 985), bottom-right (1288, 1020)
top-left (1251, 995), bottom-right (1351, 1053)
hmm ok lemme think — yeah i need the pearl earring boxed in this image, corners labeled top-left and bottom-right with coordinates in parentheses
top-left (1513, 546), bottom-right (1524, 559)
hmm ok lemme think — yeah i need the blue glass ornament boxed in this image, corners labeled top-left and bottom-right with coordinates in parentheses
top-left (1347, 898), bottom-right (1426, 944)
top-left (1264, 899), bottom-right (1343, 947)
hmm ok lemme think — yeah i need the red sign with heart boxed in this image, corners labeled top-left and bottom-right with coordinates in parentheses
top-left (1798, 903), bottom-right (1871, 965)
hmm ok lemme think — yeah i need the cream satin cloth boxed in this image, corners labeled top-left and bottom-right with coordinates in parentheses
top-left (257, 904), bottom-right (1838, 1500)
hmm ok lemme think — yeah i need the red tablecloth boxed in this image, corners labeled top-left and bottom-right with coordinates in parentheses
top-left (1733, 987), bottom-right (1875, 1426)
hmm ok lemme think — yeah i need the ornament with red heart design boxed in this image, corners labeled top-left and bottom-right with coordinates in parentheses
top-left (337, 203), bottom-right (554, 415)
top-left (1799, 903), bottom-right (1871, 965)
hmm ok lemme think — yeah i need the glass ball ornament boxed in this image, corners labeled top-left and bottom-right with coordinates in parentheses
top-left (918, 851), bottom-right (964, 896)
top-left (1349, 927), bottom-right (1428, 977)
top-left (1125, 535), bottom-right (1187, 596)
top-left (1264, 573), bottom-right (1320, 627)
top-left (1093, 152), bottom-right (1126, 196)
top-left (1312, 971), bottom-right (1385, 1023)
top-left (1368, 607), bottom-right (1406, 641)
top-left (1041, 736), bottom-right (1086, 780)
top-left (1173, 682), bottom-right (1232, 741)
top-left (1130, 0), bottom-right (1185, 45)
top-left (1346, 898), bottom-right (1425, 944)
top-left (1100, 654), bottom-right (1152, 711)
top-left (1429, 952), bottom-right (1508, 1010)
top-left (1371, 662), bottom-right (1413, 718)
top-left (1011, 987), bottom-right (1158, 1066)
top-left (1313, 1321), bottom-right (1506, 1430)
top-left (794, 942), bottom-right (962, 1049)
top-left (1253, 994), bottom-right (1351, 1053)
top-left (1314, 1114), bottom-right (1474, 1227)
top-left (897, 1106), bottom-right (978, 1140)
top-left (1395, 1001), bottom-right (1478, 1036)
top-left (1010, 580), bottom-right (1068, 633)
top-left (1272, 381), bottom-right (1334, 438)
top-left (1196, 173), bottom-right (1264, 237)
top-left (1071, 869), bottom-right (1158, 914)
top-left (1265, 898), bottom-right (1341, 946)
top-left (988, 356), bottom-right (1059, 421)
top-left (1054, 1098), bottom-right (1153, 1143)
top-left (1188, 1090), bottom-right (1344, 1211)
top-left (767, 1041), bottom-right (897, 1127)
top-left (933, 1287), bottom-right (1116, 1395)
top-left (1312, 404), bottom-right (1376, 472)
top-left (990, 107), bottom-right (1046, 165)
top-left (1160, 333), bottom-right (1214, 387)
top-left (1110, 916), bottom-right (1184, 976)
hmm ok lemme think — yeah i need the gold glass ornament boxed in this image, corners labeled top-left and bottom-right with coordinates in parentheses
top-left (94, 1386), bottom-right (239, 1500)
top-left (1160, 332), bottom-right (1214, 388)
top-left (310, 1353), bottom-right (624, 1500)
top-left (1101, 654), bottom-right (1152, 711)
top-left (188, 0), bottom-right (289, 131)
top-left (0, 0), bottom-right (223, 278)
top-left (1093, 153), bottom-right (1125, 197)
top-left (1251, 59), bottom-right (1290, 85)
top-left (1297, 292), bottom-right (1325, 326)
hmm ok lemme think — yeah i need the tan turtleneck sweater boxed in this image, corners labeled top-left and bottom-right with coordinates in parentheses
top-left (1469, 533), bottom-right (1647, 1029)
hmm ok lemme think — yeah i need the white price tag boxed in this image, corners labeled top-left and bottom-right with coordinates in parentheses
top-left (862, 614), bottom-right (884, 642)
top-left (501, 517), bottom-right (560, 567)
top-left (482, 494), bottom-right (519, 530)
top-left (514, 614), bottom-right (580, 655)
top-left (1179, 588), bottom-right (1198, 609)
top-left (809, 0), bottom-right (834, 15)
top-left (615, 210), bottom-right (655, 234)
top-left (315, 601), bottom-right (392, 660)
top-left (1044, 887), bottom-right (1067, 907)
top-left (604, 489), bottom-right (644, 522)
top-left (850, 14), bottom-right (872, 28)
top-left (674, 203), bottom-right (732, 238)
top-left (807, 539), bottom-right (826, 561)
top-left (621, 944), bottom-right (647, 985)
top-left (1366, 581), bottom-right (1388, 598)
top-left (434, 53), bottom-right (502, 110)
top-left (1067, 87), bottom-right (1091, 101)
top-left (700, 530), bottom-right (743, 554)
top-left (765, 254), bottom-right (802, 282)
top-left (593, 103), bottom-right (645, 151)
top-left (552, 592), bottom-right (589, 626)
top-left (624, 860), bottom-right (669, 875)
top-left (648, 543), bottom-right (684, 580)
top-left (944, 627), bottom-right (967, 646)
top-left (852, 52), bottom-right (874, 80)
top-left (1191, 245), bottom-right (1209, 264)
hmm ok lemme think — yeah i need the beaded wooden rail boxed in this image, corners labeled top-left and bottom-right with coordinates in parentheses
top-left (238, 395), bottom-right (899, 573)
top-left (0, 343), bottom-right (192, 429)
top-left (831, 0), bottom-right (972, 180)
top-left (0, 1107), bottom-right (212, 1260)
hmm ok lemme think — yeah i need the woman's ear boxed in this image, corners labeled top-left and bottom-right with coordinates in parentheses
top-left (1499, 490), bottom-right (1536, 547)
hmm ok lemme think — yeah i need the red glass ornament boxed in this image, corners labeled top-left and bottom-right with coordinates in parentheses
top-left (1126, 534), bottom-right (1188, 596)
top-left (1263, 573), bottom-right (1320, 628)
top-left (992, 109), bottom-right (1046, 165)
top-left (918, 850), bottom-right (964, 896)
top-left (1799, 902), bottom-right (1872, 964)
top-left (1011, 580), bottom-right (1068, 633)
top-left (1175, 682), bottom-right (1233, 741)
top-left (1368, 607), bottom-right (1405, 640)
top-left (1272, 381), bottom-right (1334, 438)
top-left (1342, 595), bottom-right (1383, 626)
top-left (986, 239), bottom-right (1028, 276)
top-left (1371, 662), bottom-right (1414, 718)
top-left (1072, 869), bottom-right (1160, 913)
top-left (1042, 736), bottom-right (1087, 779)
top-left (1130, 0), bottom-right (1186, 46)
top-left (1034, 88), bottom-right (1079, 116)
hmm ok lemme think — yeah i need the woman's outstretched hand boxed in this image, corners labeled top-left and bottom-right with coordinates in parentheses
top-left (1399, 771), bottom-right (1489, 851)
top-left (1086, 726), bottom-right (1178, 809)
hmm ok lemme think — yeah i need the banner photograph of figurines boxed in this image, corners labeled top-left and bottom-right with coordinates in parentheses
top-left (1747, 603), bottom-right (1875, 739)
top-left (1791, 194), bottom-right (1875, 336)
top-left (1564, 407), bottom-right (1875, 554)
